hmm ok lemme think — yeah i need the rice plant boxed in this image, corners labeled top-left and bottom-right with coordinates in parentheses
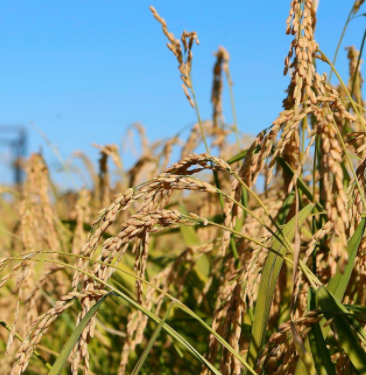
top-left (2, 1), bottom-right (366, 374)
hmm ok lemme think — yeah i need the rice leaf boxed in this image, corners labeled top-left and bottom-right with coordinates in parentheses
top-left (346, 305), bottom-right (366, 315)
top-left (178, 204), bottom-right (209, 282)
top-left (348, 315), bottom-right (366, 347)
top-left (227, 149), bottom-right (248, 165)
top-left (49, 290), bottom-right (226, 375)
top-left (277, 191), bottom-right (295, 225)
top-left (321, 217), bottom-right (365, 337)
top-left (327, 218), bottom-right (365, 301)
top-left (307, 289), bottom-right (336, 375)
top-left (290, 320), bottom-right (317, 375)
top-left (132, 301), bottom-right (175, 375)
top-left (49, 291), bottom-right (113, 375)
top-left (331, 306), bottom-right (366, 347)
top-left (294, 218), bottom-right (365, 375)
top-left (317, 286), bottom-right (366, 374)
top-left (276, 157), bottom-right (323, 211)
top-left (244, 203), bottom-right (314, 372)
top-left (178, 204), bottom-right (200, 246)
top-left (115, 289), bottom-right (232, 375)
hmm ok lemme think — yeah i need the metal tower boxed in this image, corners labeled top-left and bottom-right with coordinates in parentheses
top-left (0, 126), bottom-right (27, 185)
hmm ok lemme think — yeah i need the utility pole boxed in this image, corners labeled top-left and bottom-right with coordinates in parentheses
top-left (0, 126), bottom-right (27, 185)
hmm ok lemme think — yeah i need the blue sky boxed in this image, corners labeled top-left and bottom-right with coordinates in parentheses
top-left (0, 1), bottom-right (365, 187)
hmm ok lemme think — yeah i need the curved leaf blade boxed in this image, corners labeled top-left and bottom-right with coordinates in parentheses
top-left (295, 218), bottom-right (365, 375)
top-left (307, 289), bottom-right (336, 375)
top-left (317, 286), bottom-right (366, 375)
top-left (245, 203), bottom-right (314, 372)
top-left (49, 291), bottom-right (113, 375)
top-left (132, 301), bottom-right (175, 375)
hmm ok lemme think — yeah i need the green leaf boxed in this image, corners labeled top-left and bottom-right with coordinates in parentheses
top-left (317, 286), bottom-right (366, 375)
top-left (321, 217), bottom-right (365, 337)
top-left (346, 305), bottom-right (366, 314)
top-left (178, 204), bottom-right (210, 283)
top-left (244, 203), bottom-right (314, 373)
top-left (327, 218), bottom-right (365, 301)
top-left (290, 320), bottom-right (317, 375)
top-left (307, 289), bottom-right (336, 375)
top-left (49, 291), bottom-right (225, 375)
top-left (277, 191), bottom-right (295, 225)
top-left (178, 204), bottom-right (200, 246)
top-left (132, 301), bottom-right (175, 375)
top-left (294, 218), bottom-right (365, 375)
top-left (328, 306), bottom-right (366, 348)
top-left (49, 291), bottom-right (113, 375)
top-left (41, 256), bottom-right (257, 375)
top-left (227, 149), bottom-right (248, 165)
top-left (114, 291), bottom-right (228, 375)
top-left (348, 315), bottom-right (366, 347)
top-left (276, 157), bottom-right (323, 212)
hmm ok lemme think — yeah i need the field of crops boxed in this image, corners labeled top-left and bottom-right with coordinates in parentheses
top-left (2, 1), bottom-right (366, 374)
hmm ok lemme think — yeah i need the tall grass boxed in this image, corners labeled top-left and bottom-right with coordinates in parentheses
top-left (2, 0), bottom-right (366, 374)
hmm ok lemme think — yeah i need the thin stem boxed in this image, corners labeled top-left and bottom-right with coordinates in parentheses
top-left (318, 49), bottom-right (366, 133)
top-left (189, 78), bottom-right (210, 155)
top-left (225, 64), bottom-right (249, 223)
top-left (340, 97), bottom-right (366, 113)
top-left (328, 107), bottom-right (366, 208)
top-left (328, 1), bottom-right (357, 82)
top-left (225, 66), bottom-right (240, 151)
top-left (339, 26), bottom-right (366, 135)
top-left (189, 74), bottom-right (239, 261)
top-left (312, 134), bottom-right (318, 202)
top-left (231, 172), bottom-right (298, 255)
top-left (185, 175), bottom-right (295, 254)
top-left (312, 134), bottom-right (319, 275)
top-left (183, 215), bottom-right (321, 286)
top-left (350, 26), bottom-right (366, 98)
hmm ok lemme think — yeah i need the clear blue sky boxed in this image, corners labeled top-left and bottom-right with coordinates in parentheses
top-left (0, 1), bottom-right (365, 187)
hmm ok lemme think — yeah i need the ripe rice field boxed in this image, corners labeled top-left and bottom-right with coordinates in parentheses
top-left (2, 1), bottom-right (366, 374)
